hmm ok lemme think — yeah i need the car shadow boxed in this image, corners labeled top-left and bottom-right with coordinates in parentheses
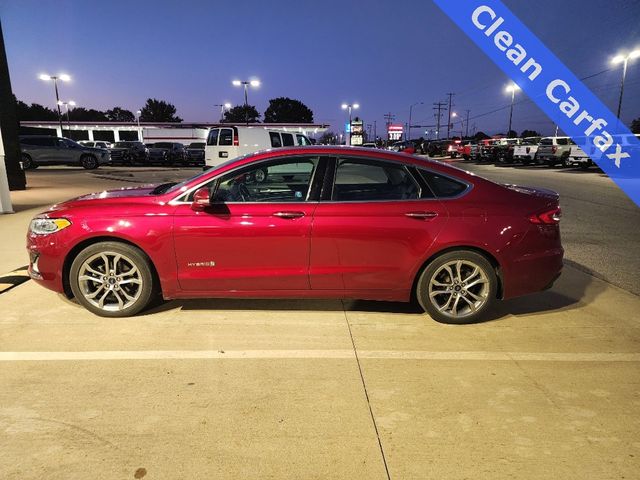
top-left (140, 263), bottom-right (601, 323)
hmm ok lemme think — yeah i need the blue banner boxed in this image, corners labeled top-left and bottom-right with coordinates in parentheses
top-left (433, 0), bottom-right (640, 207)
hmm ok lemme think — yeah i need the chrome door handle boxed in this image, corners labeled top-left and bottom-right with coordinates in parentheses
top-left (272, 211), bottom-right (306, 219)
top-left (405, 211), bottom-right (438, 220)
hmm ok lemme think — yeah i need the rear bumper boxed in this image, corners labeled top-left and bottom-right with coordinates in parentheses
top-left (502, 246), bottom-right (564, 299)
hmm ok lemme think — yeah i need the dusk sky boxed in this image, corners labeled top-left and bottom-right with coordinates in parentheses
top-left (1, 0), bottom-right (639, 137)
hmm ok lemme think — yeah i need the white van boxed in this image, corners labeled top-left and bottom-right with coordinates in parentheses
top-left (205, 126), bottom-right (312, 167)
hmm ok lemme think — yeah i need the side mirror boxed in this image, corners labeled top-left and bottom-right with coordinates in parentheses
top-left (191, 187), bottom-right (210, 211)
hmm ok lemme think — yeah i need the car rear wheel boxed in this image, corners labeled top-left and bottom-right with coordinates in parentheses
top-left (81, 154), bottom-right (98, 170)
top-left (70, 242), bottom-right (156, 317)
top-left (21, 153), bottom-right (36, 169)
top-left (416, 250), bottom-right (497, 324)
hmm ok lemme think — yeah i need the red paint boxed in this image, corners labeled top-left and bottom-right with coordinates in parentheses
top-left (26, 146), bottom-right (563, 304)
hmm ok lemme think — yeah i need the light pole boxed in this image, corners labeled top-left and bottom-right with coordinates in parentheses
top-left (450, 112), bottom-right (458, 138)
top-left (408, 102), bottom-right (423, 141)
top-left (57, 100), bottom-right (76, 134)
top-left (214, 103), bottom-right (232, 122)
top-left (232, 79), bottom-right (260, 126)
top-left (505, 83), bottom-right (520, 136)
top-left (341, 103), bottom-right (359, 145)
top-left (39, 73), bottom-right (71, 135)
top-left (611, 49), bottom-right (640, 120)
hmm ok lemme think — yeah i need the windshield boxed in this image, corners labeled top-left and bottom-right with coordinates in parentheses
top-left (188, 143), bottom-right (205, 148)
top-left (154, 142), bottom-right (172, 149)
top-left (114, 142), bottom-right (130, 148)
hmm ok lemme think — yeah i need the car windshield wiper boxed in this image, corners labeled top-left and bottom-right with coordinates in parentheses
top-left (150, 182), bottom-right (177, 195)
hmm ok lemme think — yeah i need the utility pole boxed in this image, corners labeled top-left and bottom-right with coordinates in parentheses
top-left (445, 92), bottom-right (455, 139)
top-left (433, 102), bottom-right (446, 140)
top-left (464, 109), bottom-right (470, 139)
top-left (373, 120), bottom-right (377, 143)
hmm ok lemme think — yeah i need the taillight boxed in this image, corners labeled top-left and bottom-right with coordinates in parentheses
top-left (233, 133), bottom-right (239, 146)
top-left (551, 145), bottom-right (557, 154)
top-left (528, 207), bottom-right (562, 225)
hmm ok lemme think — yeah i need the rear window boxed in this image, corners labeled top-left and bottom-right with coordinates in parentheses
top-left (281, 133), bottom-right (294, 146)
top-left (219, 128), bottom-right (233, 146)
top-left (540, 138), bottom-right (553, 145)
top-left (207, 129), bottom-right (219, 146)
top-left (557, 138), bottom-right (569, 145)
top-left (155, 142), bottom-right (172, 149)
top-left (269, 132), bottom-right (282, 148)
top-left (420, 170), bottom-right (468, 198)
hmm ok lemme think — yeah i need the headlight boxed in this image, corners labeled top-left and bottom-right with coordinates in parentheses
top-left (29, 218), bottom-right (72, 235)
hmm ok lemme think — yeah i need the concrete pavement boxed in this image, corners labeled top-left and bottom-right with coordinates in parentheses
top-left (1, 165), bottom-right (639, 479)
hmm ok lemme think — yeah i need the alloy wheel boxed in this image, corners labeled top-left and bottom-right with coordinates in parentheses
top-left (427, 260), bottom-right (490, 319)
top-left (77, 252), bottom-right (143, 312)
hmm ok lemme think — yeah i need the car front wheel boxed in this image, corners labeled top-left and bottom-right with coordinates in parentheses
top-left (70, 241), bottom-right (156, 317)
top-left (416, 250), bottom-right (497, 324)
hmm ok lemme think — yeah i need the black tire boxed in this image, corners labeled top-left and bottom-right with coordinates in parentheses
top-left (69, 241), bottom-right (156, 318)
top-left (579, 162), bottom-right (590, 170)
top-left (416, 250), bottom-right (497, 324)
top-left (81, 154), bottom-right (98, 170)
top-left (21, 153), bottom-right (36, 169)
top-left (254, 168), bottom-right (268, 183)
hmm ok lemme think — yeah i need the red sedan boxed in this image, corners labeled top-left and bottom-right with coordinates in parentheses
top-left (26, 146), bottom-right (563, 324)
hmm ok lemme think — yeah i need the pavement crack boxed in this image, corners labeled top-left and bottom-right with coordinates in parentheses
top-left (341, 300), bottom-right (392, 480)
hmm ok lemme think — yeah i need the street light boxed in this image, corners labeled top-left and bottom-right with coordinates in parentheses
top-left (232, 79), bottom-right (260, 125)
top-left (611, 49), bottom-right (640, 120)
top-left (341, 103), bottom-right (359, 145)
top-left (505, 83), bottom-right (520, 136)
top-left (214, 103), bottom-right (232, 122)
top-left (39, 73), bottom-right (71, 134)
top-left (408, 102), bottom-right (423, 141)
top-left (57, 100), bottom-right (76, 133)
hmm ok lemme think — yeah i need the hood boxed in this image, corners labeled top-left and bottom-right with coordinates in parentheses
top-left (47, 185), bottom-right (158, 211)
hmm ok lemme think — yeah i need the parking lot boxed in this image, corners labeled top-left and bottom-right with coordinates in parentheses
top-left (1, 162), bottom-right (639, 479)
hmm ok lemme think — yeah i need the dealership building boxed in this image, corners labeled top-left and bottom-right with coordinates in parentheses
top-left (18, 121), bottom-right (330, 145)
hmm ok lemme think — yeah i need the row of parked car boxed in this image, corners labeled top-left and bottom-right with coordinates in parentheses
top-left (18, 136), bottom-right (207, 169)
top-left (389, 134), bottom-right (640, 169)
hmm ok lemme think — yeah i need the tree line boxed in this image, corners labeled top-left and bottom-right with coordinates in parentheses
top-left (15, 96), bottom-right (315, 124)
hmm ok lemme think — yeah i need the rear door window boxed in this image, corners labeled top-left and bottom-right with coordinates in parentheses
top-left (207, 129), bottom-right (219, 146)
top-left (281, 133), bottom-right (294, 146)
top-left (269, 132), bottom-right (282, 148)
top-left (333, 159), bottom-right (420, 201)
top-left (219, 129), bottom-right (233, 146)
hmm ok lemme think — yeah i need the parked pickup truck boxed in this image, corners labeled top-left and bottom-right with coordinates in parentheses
top-left (512, 137), bottom-right (541, 165)
top-left (535, 136), bottom-right (572, 167)
top-left (568, 133), bottom-right (640, 169)
top-left (492, 138), bottom-right (523, 164)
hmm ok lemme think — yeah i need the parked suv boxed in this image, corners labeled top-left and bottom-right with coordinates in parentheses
top-left (109, 141), bottom-right (149, 165)
top-left (492, 138), bottom-right (523, 165)
top-left (185, 142), bottom-right (206, 166)
top-left (536, 137), bottom-right (572, 167)
top-left (20, 136), bottom-right (110, 169)
top-left (148, 142), bottom-right (187, 165)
